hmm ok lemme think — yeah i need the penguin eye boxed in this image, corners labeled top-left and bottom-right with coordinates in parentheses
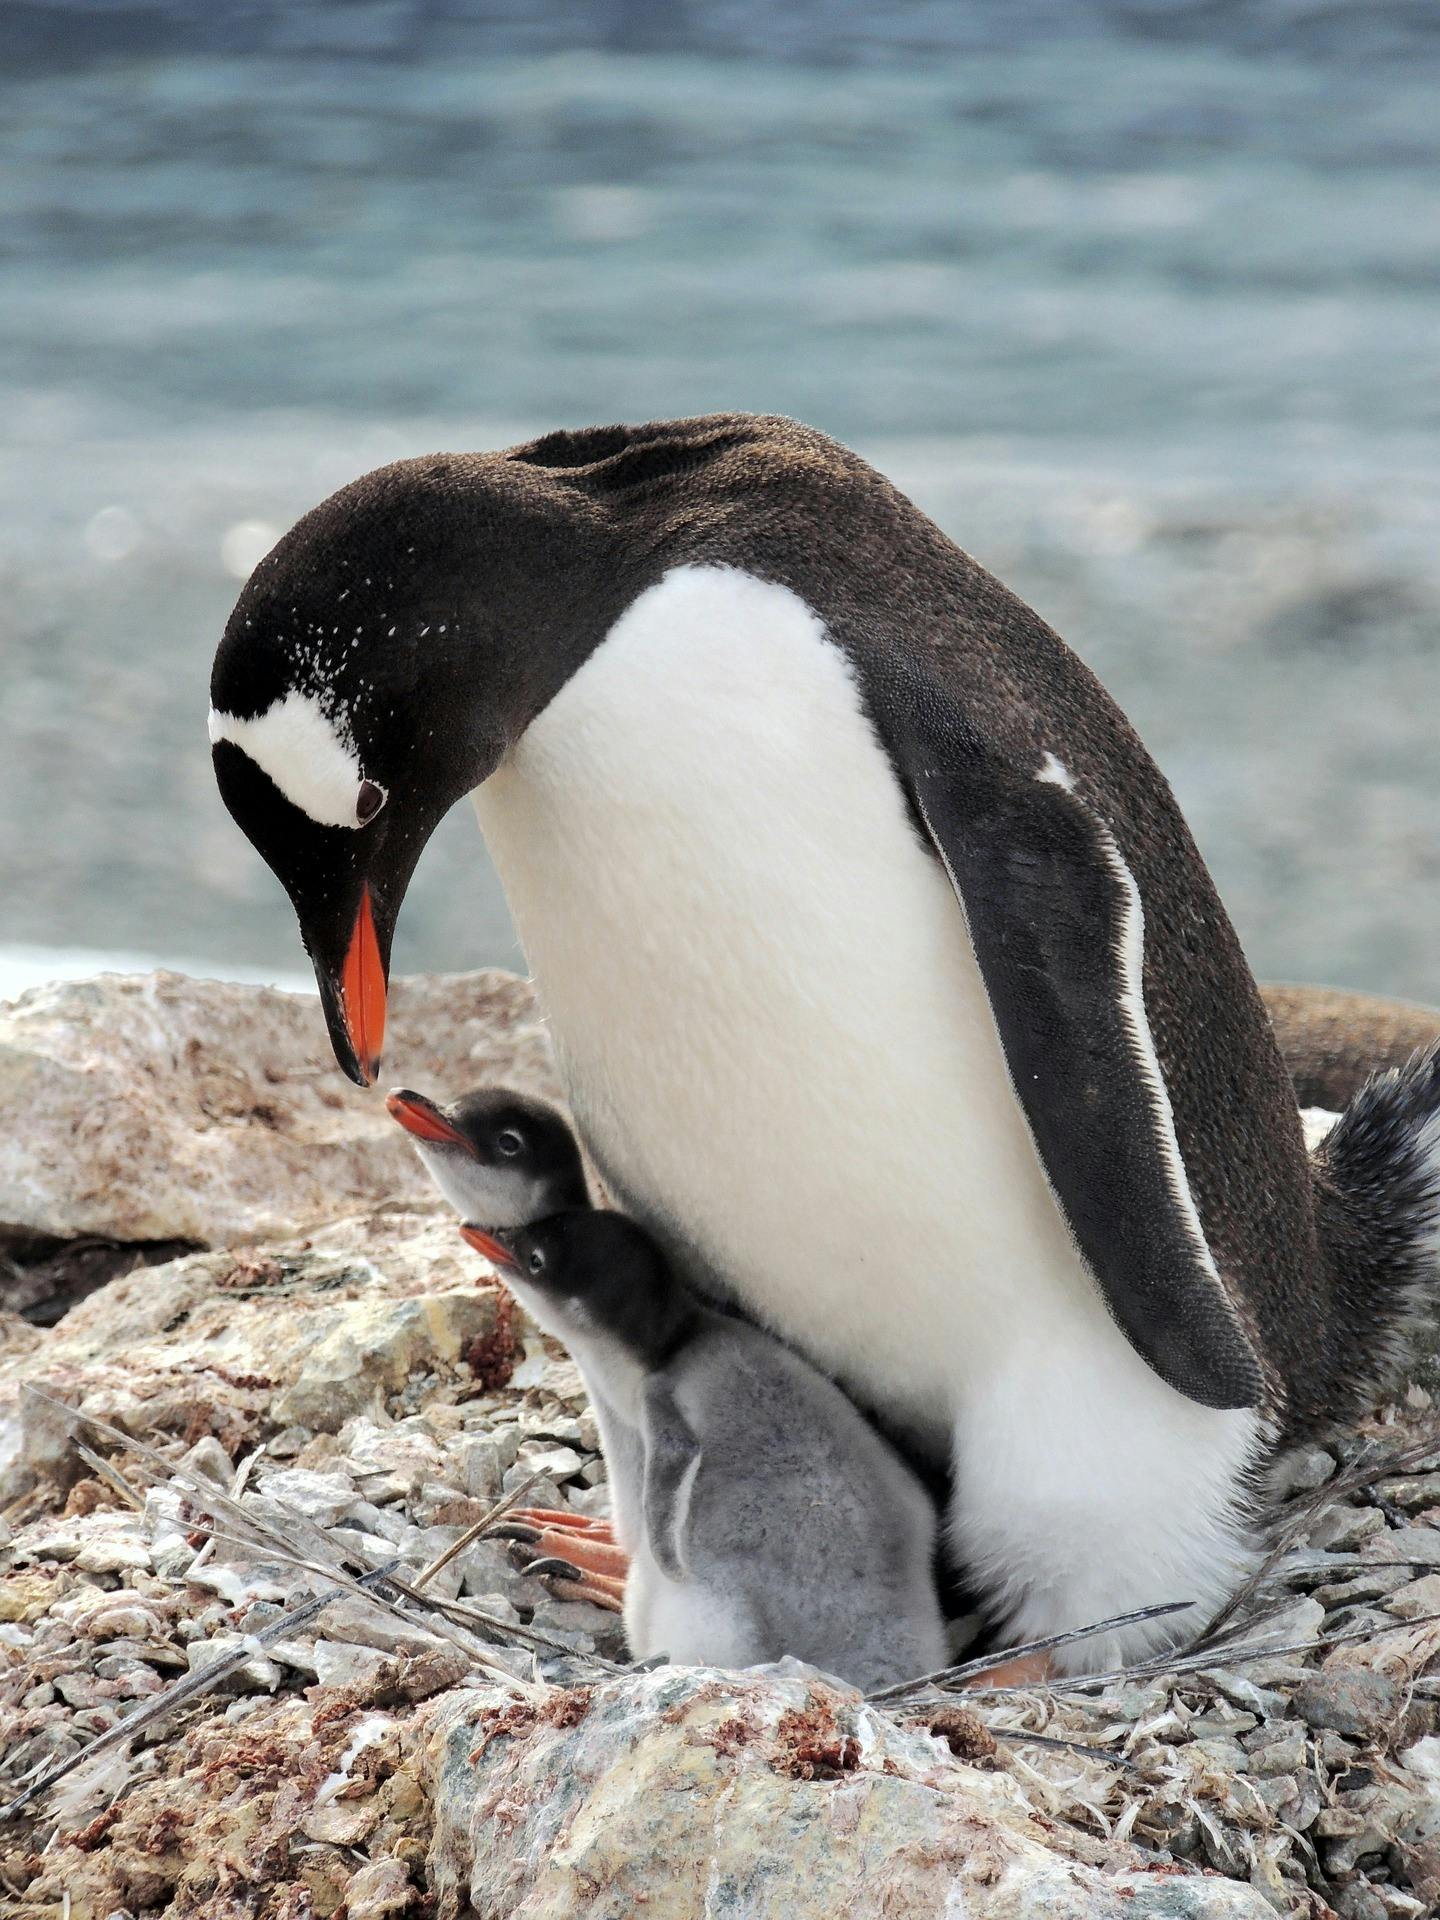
top-left (496, 1129), bottom-right (525, 1158)
top-left (527, 1247), bottom-right (546, 1275)
top-left (356, 779), bottom-right (387, 825)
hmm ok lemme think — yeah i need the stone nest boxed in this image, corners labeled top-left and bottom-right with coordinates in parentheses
top-left (1, 970), bottom-right (1438, 1919)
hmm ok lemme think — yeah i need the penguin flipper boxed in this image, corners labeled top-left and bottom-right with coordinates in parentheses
top-left (641, 1377), bottom-right (702, 1581)
top-left (909, 755), bottom-right (1265, 1411)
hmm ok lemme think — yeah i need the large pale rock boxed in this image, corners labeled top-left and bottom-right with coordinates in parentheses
top-left (422, 1667), bottom-right (1274, 1920)
top-left (0, 968), bottom-right (555, 1248)
top-left (0, 1209), bottom-right (522, 1500)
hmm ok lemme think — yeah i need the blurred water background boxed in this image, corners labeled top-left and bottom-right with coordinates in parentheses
top-left (3, 1), bottom-right (1439, 1003)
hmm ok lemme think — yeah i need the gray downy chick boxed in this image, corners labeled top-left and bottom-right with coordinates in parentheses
top-left (462, 1207), bottom-right (948, 1692)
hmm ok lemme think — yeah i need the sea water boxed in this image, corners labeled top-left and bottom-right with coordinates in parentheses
top-left (3, 3), bottom-right (1438, 997)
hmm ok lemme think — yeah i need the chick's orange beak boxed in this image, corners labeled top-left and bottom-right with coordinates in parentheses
top-left (460, 1224), bottom-right (520, 1273)
top-left (341, 887), bottom-right (387, 1086)
top-left (385, 1088), bottom-right (470, 1150)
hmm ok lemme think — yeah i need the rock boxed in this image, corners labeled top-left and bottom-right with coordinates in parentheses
top-left (1244, 1720), bottom-right (1308, 1774)
top-left (1373, 1474), bottom-right (1440, 1515)
top-left (312, 1642), bottom-right (394, 1692)
top-left (456, 1430), bottom-right (519, 1498)
top-left (255, 1467), bottom-right (359, 1525)
top-left (1270, 1443), bottom-right (1336, 1499)
top-left (421, 1667), bottom-right (1275, 1920)
top-left (186, 1634), bottom-right (284, 1692)
top-left (272, 1289), bottom-right (508, 1432)
top-left (1208, 1670), bottom-right (1288, 1719)
top-left (1365, 1526), bottom-right (1440, 1570)
top-left (513, 1442), bottom-right (585, 1483)
top-left (0, 968), bottom-right (556, 1247)
top-left (80, 1603), bottom-right (161, 1641)
top-left (1316, 1566), bottom-right (1414, 1606)
top-left (1294, 1665), bottom-right (1403, 1740)
top-left (1307, 1504), bottom-right (1387, 1551)
top-left (344, 1857), bottom-right (416, 1919)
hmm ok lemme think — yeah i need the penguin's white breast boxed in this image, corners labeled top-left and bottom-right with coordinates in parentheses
top-left (474, 563), bottom-right (1099, 1441)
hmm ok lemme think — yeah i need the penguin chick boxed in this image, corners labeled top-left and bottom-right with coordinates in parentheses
top-left (386, 1085), bottom-right (588, 1226)
top-left (463, 1210), bottom-right (948, 1692)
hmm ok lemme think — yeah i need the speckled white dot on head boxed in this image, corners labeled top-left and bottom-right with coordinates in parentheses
top-left (207, 688), bottom-right (385, 829)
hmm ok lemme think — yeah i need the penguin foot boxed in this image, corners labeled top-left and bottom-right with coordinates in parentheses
top-left (504, 1507), bottom-right (617, 1546)
top-left (965, 1651), bottom-right (1056, 1689)
top-left (493, 1510), bottom-right (628, 1581)
top-left (523, 1554), bottom-right (627, 1614)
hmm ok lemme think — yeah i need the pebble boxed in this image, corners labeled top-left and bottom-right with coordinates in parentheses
top-left (1244, 1719), bottom-right (1308, 1774)
top-left (1308, 1505), bottom-right (1387, 1552)
top-left (521, 1414), bottom-right (586, 1448)
top-left (501, 1467), bottom-right (562, 1508)
top-left (1373, 1474), bottom-right (1440, 1515)
top-left (1366, 1526), bottom-right (1440, 1570)
top-left (346, 1498), bottom-right (410, 1543)
top-left (458, 1430), bottom-right (520, 1498)
top-left (179, 1436), bottom-right (236, 1488)
top-left (256, 1468), bottom-right (359, 1526)
top-left (74, 1538), bottom-right (153, 1575)
top-left (344, 1856), bottom-right (415, 1919)
top-left (1316, 1568), bottom-right (1413, 1606)
top-left (311, 1641), bottom-right (393, 1691)
top-left (329, 1526), bottom-right (407, 1571)
top-left (457, 1540), bottom-right (541, 1607)
top-left (1271, 1444), bottom-right (1336, 1499)
top-left (464, 1591), bottom-right (521, 1627)
top-left (1187, 1708), bottom-right (1258, 1737)
top-left (1294, 1665), bottom-right (1403, 1740)
top-left (1318, 1728), bottom-right (1360, 1769)
top-left (185, 1635), bottom-right (283, 1692)
top-left (1208, 1670), bottom-right (1288, 1718)
top-left (566, 1483), bottom-right (613, 1519)
top-left (80, 1603), bottom-right (160, 1641)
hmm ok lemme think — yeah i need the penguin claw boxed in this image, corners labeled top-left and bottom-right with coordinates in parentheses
top-left (523, 1556), bottom-right (627, 1614)
top-left (487, 1520), bottom-right (543, 1545)
top-left (502, 1521), bottom-right (629, 1583)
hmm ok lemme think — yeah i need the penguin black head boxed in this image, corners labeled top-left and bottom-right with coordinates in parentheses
top-left (207, 417), bottom-right (783, 1084)
top-left (461, 1211), bottom-right (698, 1368)
top-left (386, 1084), bottom-right (588, 1227)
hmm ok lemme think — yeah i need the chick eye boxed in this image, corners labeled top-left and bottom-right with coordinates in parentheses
top-left (527, 1248), bottom-right (546, 1275)
top-left (496, 1129), bottom-right (524, 1158)
top-left (356, 779), bottom-right (387, 825)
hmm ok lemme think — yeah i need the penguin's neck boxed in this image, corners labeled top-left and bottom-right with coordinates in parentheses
top-left (473, 563), bottom-right (1092, 1441)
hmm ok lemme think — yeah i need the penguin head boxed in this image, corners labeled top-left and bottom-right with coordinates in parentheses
top-left (386, 1084), bottom-right (588, 1226)
top-left (209, 417), bottom-right (804, 1086)
top-left (208, 440), bottom-right (632, 1085)
top-left (461, 1210), bottom-right (694, 1366)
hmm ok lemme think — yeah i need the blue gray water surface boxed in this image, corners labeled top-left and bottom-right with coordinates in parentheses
top-left (3, 2), bottom-right (1439, 1000)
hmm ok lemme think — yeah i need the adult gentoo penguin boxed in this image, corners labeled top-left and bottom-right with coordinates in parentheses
top-left (209, 413), bottom-right (1440, 1669)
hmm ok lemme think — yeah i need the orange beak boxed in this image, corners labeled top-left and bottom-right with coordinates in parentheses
top-left (340, 886), bottom-right (387, 1086)
top-left (460, 1224), bottom-right (519, 1272)
top-left (385, 1088), bottom-right (471, 1151)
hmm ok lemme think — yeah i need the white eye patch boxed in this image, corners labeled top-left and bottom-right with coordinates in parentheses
top-left (208, 689), bottom-right (384, 829)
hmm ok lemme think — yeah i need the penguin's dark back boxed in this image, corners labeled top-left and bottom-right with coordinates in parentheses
top-left (519, 414), bottom-right (1332, 1427)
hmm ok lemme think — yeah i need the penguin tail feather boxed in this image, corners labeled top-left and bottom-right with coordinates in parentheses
top-left (1310, 1041), bottom-right (1440, 1407)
